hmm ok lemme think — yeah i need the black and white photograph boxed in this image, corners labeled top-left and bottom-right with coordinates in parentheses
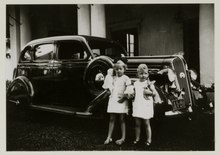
top-left (2, 0), bottom-right (215, 152)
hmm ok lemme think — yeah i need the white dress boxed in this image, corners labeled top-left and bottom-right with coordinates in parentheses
top-left (132, 80), bottom-right (154, 119)
top-left (103, 74), bottom-right (131, 114)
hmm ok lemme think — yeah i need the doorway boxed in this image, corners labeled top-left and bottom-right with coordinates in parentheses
top-left (111, 28), bottom-right (138, 56)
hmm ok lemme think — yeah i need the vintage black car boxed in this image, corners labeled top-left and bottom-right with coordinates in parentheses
top-left (6, 35), bottom-right (214, 118)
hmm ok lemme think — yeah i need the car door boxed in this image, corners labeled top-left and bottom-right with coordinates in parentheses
top-left (52, 40), bottom-right (91, 108)
top-left (28, 43), bottom-right (55, 105)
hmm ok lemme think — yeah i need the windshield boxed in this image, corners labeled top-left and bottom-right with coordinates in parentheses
top-left (87, 39), bottom-right (127, 58)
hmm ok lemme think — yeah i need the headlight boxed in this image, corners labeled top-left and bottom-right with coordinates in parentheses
top-left (189, 69), bottom-right (198, 81)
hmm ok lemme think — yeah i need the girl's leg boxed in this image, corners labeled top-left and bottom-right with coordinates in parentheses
top-left (104, 114), bottom-right (116, 144)
top-left (134, 117), bottom-right (141, 142)
top-left (143, 119), bottom-right (152, 145)
top-left (115, 114), bottom-right (126, 145)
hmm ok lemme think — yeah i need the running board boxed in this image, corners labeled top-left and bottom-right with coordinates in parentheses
top-left (30, 104), bottom-right (93, 117)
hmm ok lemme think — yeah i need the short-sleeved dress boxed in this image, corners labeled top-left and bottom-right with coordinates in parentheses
top-left (103, 74), bottom-right (131, 114)
top-left (132, 80), bottom-right (154, 119)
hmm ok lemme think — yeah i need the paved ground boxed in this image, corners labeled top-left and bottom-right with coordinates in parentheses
top-left (6, 110), bottom-right (214, 151)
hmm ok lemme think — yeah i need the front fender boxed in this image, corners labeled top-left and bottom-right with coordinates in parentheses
top-left (7, 76), bottom-right (34, 102)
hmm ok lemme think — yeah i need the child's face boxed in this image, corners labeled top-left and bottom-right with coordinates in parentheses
top-left (138, 70), bottom-right (149, 81)
top-left (114, 64), bottom-right (125, 77)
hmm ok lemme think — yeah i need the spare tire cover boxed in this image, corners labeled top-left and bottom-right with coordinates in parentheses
top-left (84, 56), bottom-right (114, 97)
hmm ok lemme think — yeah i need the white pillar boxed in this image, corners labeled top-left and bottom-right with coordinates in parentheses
top-left (91, 4), bottom-right (106, 38)
top-left (77, 4), bottom-right (91, 35)
top-left (77, 4), bottom-right (106, 38)
top-left (20, 6), bottom-right (31, 49)
top-left (199, 4), bottom-right (214, 87)
top-left (6, 6), bottom-right (20, 80)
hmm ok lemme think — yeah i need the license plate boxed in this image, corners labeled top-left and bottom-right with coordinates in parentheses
top-left (172, 98), bottom-right (185, 111)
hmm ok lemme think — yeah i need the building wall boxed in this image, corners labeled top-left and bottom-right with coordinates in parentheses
top-left (91, 5), bottom-right (106, 37)
top-left (106, 4), bottom-right (185, 56)
top-left (138, 5), bottom-right (183, 56)
top-left (29, 5), bottom-right (77, 40)
top-left (20, 6), bottom-right (31, 49)
top-left (78, 4), bottom-right (106, 37)
top-left (77, 5), bottom-right (91, 35)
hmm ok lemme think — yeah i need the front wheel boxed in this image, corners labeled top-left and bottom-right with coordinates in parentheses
top-left (7, 77), bottom-right (32, 120)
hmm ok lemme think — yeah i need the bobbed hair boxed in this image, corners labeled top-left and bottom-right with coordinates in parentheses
top-left (114, 60), bottom-right (127, 71)
top-left (113, 57), bottom-right (128, 71)
top-left (137, 64), bottom-right (148, 73)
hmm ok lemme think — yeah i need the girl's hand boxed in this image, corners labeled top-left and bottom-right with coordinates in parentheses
top-left (124, 85), bottom-right (135, 99)
top-left (148, 81), bottom-right (156, 96)
top-left (143, 88), bottom-right (153, 96)
top-left (118, 97), bottom-right (126, 103)
top-left (118, 94), bottom-right (126, 103)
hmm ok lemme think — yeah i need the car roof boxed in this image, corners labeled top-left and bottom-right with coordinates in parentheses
top-left (22, 35), bottom-right (184, 62)
top-left (24, 35), bottom-right (115, 47)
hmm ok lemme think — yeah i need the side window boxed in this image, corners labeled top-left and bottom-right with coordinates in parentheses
top-left (58, 40), bottom-right (88, 60)
top-left (33, 44), bottom-right (53, 61)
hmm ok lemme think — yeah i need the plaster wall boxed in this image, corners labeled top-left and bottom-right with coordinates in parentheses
top-left (91, 5), bottom-right (106, 37)
top-left (78, 4), bottom-right (91, 35)
top-left (199, 4), bottom-right (214, 87)
top-left (106, 5), bottom-right (184, 56)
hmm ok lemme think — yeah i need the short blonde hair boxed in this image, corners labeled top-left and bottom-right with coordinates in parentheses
top-left (114, 60), bottom-right (127, 70)
top-left (137, 64), bottom-right (148, 73)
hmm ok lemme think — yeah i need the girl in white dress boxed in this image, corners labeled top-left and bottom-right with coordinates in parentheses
top-left (132, 64), bottom-right (157, 146)
top-left (103, 59), bottom-right (131, 145)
